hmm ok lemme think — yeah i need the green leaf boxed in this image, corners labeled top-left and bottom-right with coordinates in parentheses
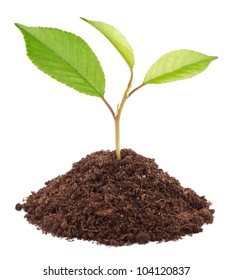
top-left (15, 24), bottom-right (105, 97)
top-left (81, 17), bottom-right (135, 69)
top-left (144, 50), bottom-right (218, 85)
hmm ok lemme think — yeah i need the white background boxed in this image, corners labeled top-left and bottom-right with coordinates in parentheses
top-left (1, 0), bottom-right (231, 279)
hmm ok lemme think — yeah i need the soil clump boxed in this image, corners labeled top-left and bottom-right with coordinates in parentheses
top-left (16, 149), bottom-right (214, 246)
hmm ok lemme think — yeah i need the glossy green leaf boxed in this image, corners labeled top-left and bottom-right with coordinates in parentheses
top-left (15, 24), bottom-right (105, 97)
top-left (144, 50), bottom-right (218, 84)
top-left (81, 18), bottom-right (135, 69)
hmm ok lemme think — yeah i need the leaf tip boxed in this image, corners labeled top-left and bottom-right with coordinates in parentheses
top-left (15, 23), bottom-right (21, 28)
top-left (15, 23), bottom-right (26, 31)
top-left (80, 17), bottom-right (89, 23)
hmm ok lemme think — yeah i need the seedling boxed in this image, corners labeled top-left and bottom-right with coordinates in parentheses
top-left (16, 18), bottom-right (217, 160)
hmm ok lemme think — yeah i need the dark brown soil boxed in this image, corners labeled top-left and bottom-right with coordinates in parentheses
top-left (16, 149), bottom-right (214, 246)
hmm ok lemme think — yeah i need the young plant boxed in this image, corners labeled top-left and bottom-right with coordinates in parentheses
top-left (15, 18), bottom-right (217, 160)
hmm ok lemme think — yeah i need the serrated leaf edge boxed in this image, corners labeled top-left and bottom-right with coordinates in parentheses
top-left (81, 18), bottom-right (135, 69)
top-left (15, 23), bottom-right (105, 98)
top-left (144, 51), bottom-right (218, 84)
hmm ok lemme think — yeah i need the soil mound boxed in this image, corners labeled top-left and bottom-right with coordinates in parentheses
top-left (16, 149), bottom-right (214, 246)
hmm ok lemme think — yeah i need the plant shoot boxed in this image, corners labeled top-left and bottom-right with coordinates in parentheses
top-left (15, 18), bottom-right (217, 160)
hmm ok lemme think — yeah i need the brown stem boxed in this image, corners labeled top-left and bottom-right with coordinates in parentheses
top-left (128, 83), bottom-right (145, 98)
top-left (102, 97), bottom-right (115, 118)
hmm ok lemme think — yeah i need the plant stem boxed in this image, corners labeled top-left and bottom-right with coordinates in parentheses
top-left (102, 97), bottom-right (115, 118)
top-left (114, 69), bottom-right (133, 160)
top-left (102, 70), bottom-right (145, 160)
top-left (115, 115), bottom-right (121, 159)
top-left (128, 83), bottom-right (144, 97)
